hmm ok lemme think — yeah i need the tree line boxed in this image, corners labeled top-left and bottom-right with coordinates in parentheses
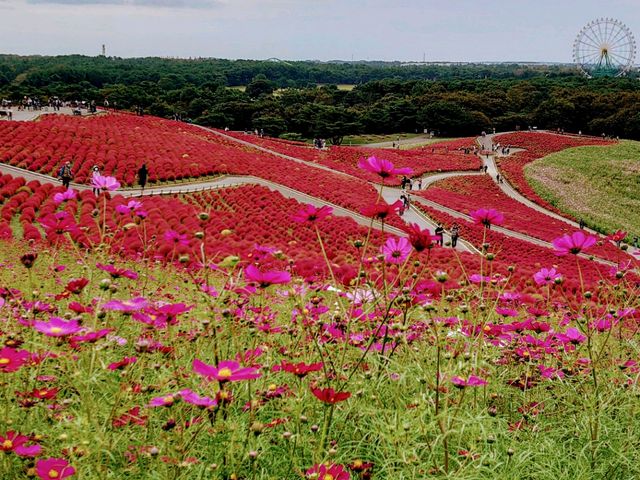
top-left (2, 55), bottom-right (640, 142)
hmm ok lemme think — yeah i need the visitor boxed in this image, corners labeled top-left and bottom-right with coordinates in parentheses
top-left (496, 174), bottom-right (500, 183)
top-left (451, 223), bottom-right (460, 248)
top-left (579, 219), bottom-right (585, 230)
top-left (633, 237), bottom-right (639, 248)
top-left (91, 165), bottom-right (101, 195)
top-left (434, 224), bottom-right (444, 247)
top-left (58, 161), bottom-right (73, 189)
top-left (418, 178), bottom-right (423, 189)
top-left (483, 165), bottom-right (488, 173)
top-left (138, 164), bottom-right (149, 191)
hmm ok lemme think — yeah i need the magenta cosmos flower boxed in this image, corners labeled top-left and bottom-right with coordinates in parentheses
top-left (381, 236), bottom-right (412, 264)
top-left (451, 375), bottom-right (488, 388)
top-left (193, 359), bottom-right (262, 383)
top-left (178, 389), bottom-right (218, 408)
top-left (552, 231), bottom-right (597, 256)
top-left (36, 458), bottom-right (76, 480)
top-left (533, 267), bottom-right (562, 286)
top-left (470, 208), bottom-right (504, 228)
top-left (91, 173), bottom-right (120, 192)
top-left (0, 347), bottom-right (30, 373)
top-left (164, 230), bottom-right (189, 247)
top-left (34, 317), bottom-right (82, 337)
top-left (306, 463), bottom-right (351, 479)
top-left (96, 263), bottom-right (138, 280)
top-left (292, 204), bottom-right (333, 224)
top-left (0, 431), bottom-right (42, 456)
top-left (244, 264), bottom-right (291, 288)
top-left (102, 297), bottom-right (148, 313)
top-left (115, 200), bottom-right (147, 218)
top-left (53, 189), bottom-right (76, 205)
top-left (357, 155), bottom-right (413, 179)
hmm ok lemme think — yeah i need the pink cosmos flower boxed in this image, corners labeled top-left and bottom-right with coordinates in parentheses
top-left (36, 457), bottom-right (76, 480)
top-left (358, 155), bottom-right (413, 179)
top-left (558, 327), bottom-right (586, 345)
top-left (533, 267), bottom-right (562, 286)
top-left (39, 212), bottom-right (79, 239)
top-left (96, 263), bottom-right (138, 280)
top-left (164, 230), bottom-right (189, 247)
top-left (381, 236), bottom-right (412, 264)
top-left (552, 231), bottom-right (597, 256)
top-left (102, 297), bottom-right (148, 313)
top-left (244, 264), bottom-right (291, 288)
top-left (34, 317), bottom-right (82, 337)
top-left (450, 375), bottom-right (488, 388)
top-left (91, 173), bottom-right (120, 192)
top-left (0, 347), bottom-right (30, 373)
top-left (469, 274), bottom-right (491, 284)
top-left (53, 189), bottom-right (76, 205)
top-left (305, 463), bottom-right (350, 479)
top-left (292, 204), bottom-right (333, 224)
top-left (193, 359), bottom-right (262, 383)
top-left (0, 431), bottom-right (42, 456)
top-left (115, 200), bottom-right (147, 218)
top-left (470, 208), bottom-right (504, 228)
top-left (148, 394), bottom-right (177, 407)
top-left (178, 389), bottom-right (218, 408)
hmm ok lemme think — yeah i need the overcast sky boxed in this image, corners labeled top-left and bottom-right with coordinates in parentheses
top-left (0, 0), bottom-right (638, 62)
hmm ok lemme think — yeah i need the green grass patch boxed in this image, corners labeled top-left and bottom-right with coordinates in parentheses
top-left (525, 140), bottom-right (640, 239)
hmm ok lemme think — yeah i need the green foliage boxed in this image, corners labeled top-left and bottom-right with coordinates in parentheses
top-left (3, 55), bottom-right (640, 139)
top-left (525, 140), bottom-right (640, 239)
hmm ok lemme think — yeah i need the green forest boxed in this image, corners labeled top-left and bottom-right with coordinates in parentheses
top-left (2, 54), bottom-right (640, 142)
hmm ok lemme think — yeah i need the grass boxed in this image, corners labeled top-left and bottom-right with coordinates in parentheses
top-left (1, 225), bottom-right (640, 479)
top-left (525, 140), bottom-right (640, 240)
top-left (342, 133), bottom-right (449, 146)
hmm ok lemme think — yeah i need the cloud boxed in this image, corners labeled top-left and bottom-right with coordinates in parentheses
top-left (26, 0), bottom-right (220, 7)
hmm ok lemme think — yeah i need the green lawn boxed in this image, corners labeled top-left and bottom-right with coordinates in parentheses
top-left (525, 140), bottom-right (640, 239)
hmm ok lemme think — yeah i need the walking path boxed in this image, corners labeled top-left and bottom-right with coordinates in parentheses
top-left (0, 115), bottom-right (635, 262)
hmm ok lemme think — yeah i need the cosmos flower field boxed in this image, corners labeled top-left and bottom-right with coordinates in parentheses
top-left (0, 112), bottom-right (639, 479)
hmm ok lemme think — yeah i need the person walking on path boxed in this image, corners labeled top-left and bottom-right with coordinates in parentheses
top-left (434, 223), bottom-right (444, 247)
top-left (91, 165), bottom-right (101, 195)
top-left (58, 161), bottom-right (73, 189)
top-left (451, 223), bottom-right (460, 248)
top-left (138, 164), bottom-right (149, 191)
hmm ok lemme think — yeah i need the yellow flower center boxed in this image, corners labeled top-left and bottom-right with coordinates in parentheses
top-left (49, 470), bottom-right (60, 478)
top-left (163, 396), bottom-right (174, 405)
top-left (0, 358), bottom-right (10, 365)
top-left (50, 327), bottom-right (63, 334)
top-left (40, 390), bottom-right (49, 396)
top-left (353, 460), bottom-right (363, 468)
top-left (217, 367), bottom-right (233, 379)
top-left (323, 475), bottom-right (334, 480)
top-left (2, 439), bottom-right (13, 448)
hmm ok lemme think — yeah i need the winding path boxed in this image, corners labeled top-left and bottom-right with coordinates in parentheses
top-left (0, 115), bottom-right (635, 263)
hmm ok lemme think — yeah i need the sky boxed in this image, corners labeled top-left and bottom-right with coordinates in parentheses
top-left (0, 0), bottom-right (638, 63)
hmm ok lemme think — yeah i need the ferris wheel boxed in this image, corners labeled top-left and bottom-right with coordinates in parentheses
top-left (573, 18), bottom-right (636, 78)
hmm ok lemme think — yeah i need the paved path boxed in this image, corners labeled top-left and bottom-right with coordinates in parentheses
top-left (0, 116), bottom-right (634, 261)
top-left (0, 107), bottom-right (98, 122)
top-left (479, 133), bottom-right (638, 258)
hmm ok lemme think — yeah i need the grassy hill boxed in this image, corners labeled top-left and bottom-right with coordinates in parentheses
top-left (525, 140), bottom-right (640, 240)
